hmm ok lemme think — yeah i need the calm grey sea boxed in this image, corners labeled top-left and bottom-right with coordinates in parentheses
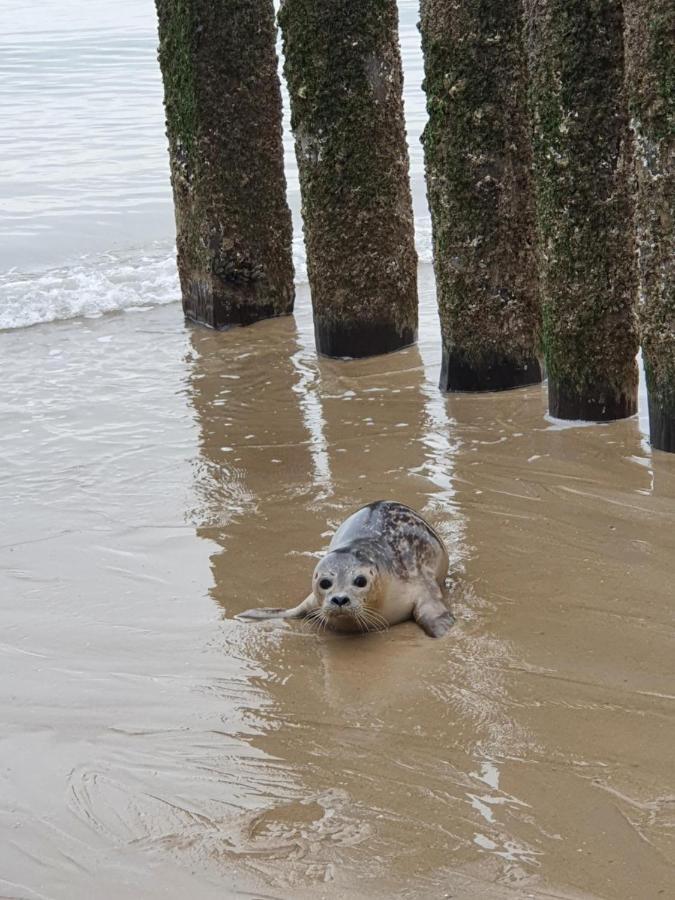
top-left (0, 0), bottom-right (431, 329)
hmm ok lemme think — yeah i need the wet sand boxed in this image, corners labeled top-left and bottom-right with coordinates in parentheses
top-left (1, 271), bottom-right (674, 899)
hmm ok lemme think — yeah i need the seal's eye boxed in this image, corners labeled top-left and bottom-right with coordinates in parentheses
top-left (353, 575), bottom-right (367, 588)
top-left (319, 578), bottom-right (332, 590)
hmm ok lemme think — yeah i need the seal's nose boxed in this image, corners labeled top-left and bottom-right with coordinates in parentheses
top-left (330, 595), bottom-right (350, 607)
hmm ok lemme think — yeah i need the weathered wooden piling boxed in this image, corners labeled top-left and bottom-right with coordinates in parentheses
top-left (624, 0), bottom-right (674, 451)
top-left (420, 0), bottom-right (542, 392)
top-left (525, 0), bottom-right (639, 420)
top-left (279, 0), bottom-right (418, 358)
top-left (155, 0), bottom-right (294, 329)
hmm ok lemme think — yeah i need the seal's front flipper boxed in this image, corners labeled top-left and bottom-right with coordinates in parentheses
top-left (413, 584), bottom-right (455, 638)
top-left (237, 607), bottom-right (290, 620)
top-left (237, 594), bottom-right (315, 622)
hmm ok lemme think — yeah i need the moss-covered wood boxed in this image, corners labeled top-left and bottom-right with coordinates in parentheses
top-left (525, 0), bottom-right (639, 419)
top-left (420, 0), bottom-right (542, 392)
top-left (155, 0), bottom-right (294, 329)
top-left (624, 0), bottom-right (675, 451)
top-left (279, 0), bottom-right (417, 358)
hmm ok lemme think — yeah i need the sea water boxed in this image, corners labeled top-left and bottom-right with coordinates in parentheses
top-left (0, 0), bottom-right (431, 329)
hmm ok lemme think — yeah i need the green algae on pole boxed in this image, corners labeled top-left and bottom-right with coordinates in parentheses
top-left (279, 0), bottom-right (418, 358)
top-left (525, 0), bottom-right (639, 420)
top-left (155, 0), bottom-right (294, 329)
top-left (420, 0), bottom-right (542, 392)
top-left (624, 0), bottom-right (675, 451)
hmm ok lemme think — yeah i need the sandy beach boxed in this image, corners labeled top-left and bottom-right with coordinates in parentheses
top-left (2, 275), bottom-right (674, 899)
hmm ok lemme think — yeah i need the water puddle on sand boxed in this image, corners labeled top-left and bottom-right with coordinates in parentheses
top-left (1, 273), bottom-right (674, 899)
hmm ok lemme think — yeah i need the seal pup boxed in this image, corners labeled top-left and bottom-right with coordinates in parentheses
top-left (238, 500), bottom-right (454, 637)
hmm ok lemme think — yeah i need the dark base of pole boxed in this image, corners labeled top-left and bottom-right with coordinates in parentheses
top-left (648, 396), bottom-right (675, 452)
top-left (182, 280), bottom-right (294, 330)
top-left (184, 302), bottom-right (287, 331)
top-left (440, 349), bottom-right (543, 392)
top-left (314, 319), bottom-right (416, 359)
top-left (548, 379), bottom-right (637, 421)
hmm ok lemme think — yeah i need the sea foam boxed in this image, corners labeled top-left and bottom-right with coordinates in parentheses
top-left (0, 219), bottom-right (433, 331)
top-left (0, 244), bottom-right (179, 331)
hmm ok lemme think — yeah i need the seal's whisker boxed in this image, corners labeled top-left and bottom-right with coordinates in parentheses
top-left (354, 611), bottom-right (370, 633)
top-left (307, 608), bottom-right (330, 635)
top-left (358, 607), bottom-right (387, 631)
top-left (360, 606), bottom-right (386, 625)
top-left (359, 609), bottom-right (389, 632)
top-left (303, 609), bottom-right (325, 633)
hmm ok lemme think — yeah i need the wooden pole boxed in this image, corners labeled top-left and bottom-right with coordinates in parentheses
top-left (624, 0), bottom-right (675, 450)
top-left (526, 0), bottom-right (639, 420)
top-left (155, 0), bottom-right (294, 329)
top-left (279, 0), bottom-right (418, 358)
top-left (420, 0), bottom-right (542, 392)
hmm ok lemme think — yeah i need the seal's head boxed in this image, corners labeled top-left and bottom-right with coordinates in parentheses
top-left (310, 546), bottom-right (386, 632)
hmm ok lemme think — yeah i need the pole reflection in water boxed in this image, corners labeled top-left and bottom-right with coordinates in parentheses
top-left (183, 284), bottom-right (571, 896)
top-left (290, 342), bottom-right (334, 505)
top-left (188, 313), bottom-right (320, 613)
top-left (416, 299), bottom-right (547, 881)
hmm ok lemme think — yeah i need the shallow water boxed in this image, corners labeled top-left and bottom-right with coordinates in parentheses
top-left (2, 279), bottom-right (674, 899)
